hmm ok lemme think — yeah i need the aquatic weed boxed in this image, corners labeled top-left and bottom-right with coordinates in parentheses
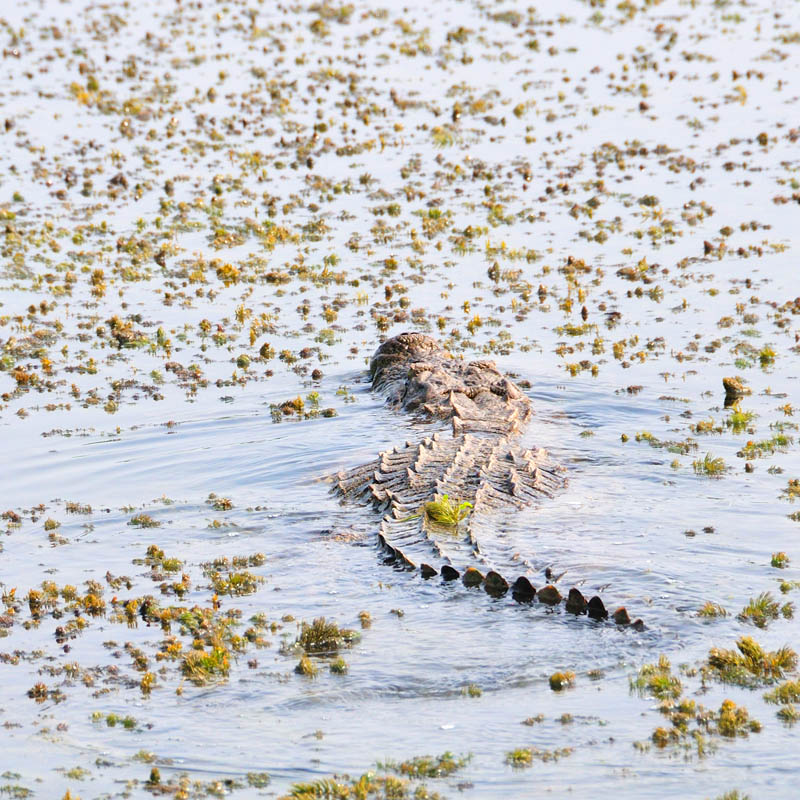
top-left (780, 479), bottom-right (800, 502)
top-left (297, 617), bottom-right (358, 654)
top-left (738, 592), bottom-right (780, 628)
top-left (129, 514), bottom-right (160, 528)
top-left (706, 636), bottom-right (797, 686)
top-left (329, 657), bottom-right (348, 675)
top-left (181, 646), bottom-right (230, 685)
top-left (295, 655), bottom-right (317, 677)
top-left (771, 551), bottom-right (790, 568)
top-left (692, 452), bottom-right (726, 476)
top-left (763, 679), bottom-right (800, 705)
top-left (423, 494), bottom-right (472, 527)
top-left (630, 655), bottom-right (682, 699)
top-left (698, 602), bottom-right (728, 618)
top-left (282, 774), bottom-right (410, 800)
top-left (208, 570), bottom-right (264, 597)
top-left (726, 409), bottom-right (755, 432)
top-left (505, 746), bottom-right (572, 767)
top-left (505, 748), bottom-right (533, 767)
top-left (247, 773), bottom-right (271, 788)
top-left (716, 699), bottom-right (761, 738)
top-left (380, 752), bottom-right (470, 779)
top-left (737, 435), bottom-right (792, 459)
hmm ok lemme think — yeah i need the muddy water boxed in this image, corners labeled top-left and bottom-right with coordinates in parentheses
top-left (1, 0), bottom-right (799, 797)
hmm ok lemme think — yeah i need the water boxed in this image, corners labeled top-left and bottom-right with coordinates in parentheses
top-left (1, 0), bottom-right (799, 797)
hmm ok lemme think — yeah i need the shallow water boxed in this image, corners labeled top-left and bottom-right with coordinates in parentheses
top-left (1, 0), bottom-right (800, 797)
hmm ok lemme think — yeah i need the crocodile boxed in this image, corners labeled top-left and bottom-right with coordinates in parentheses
top-left (332, 332), bottom-right (642, 629)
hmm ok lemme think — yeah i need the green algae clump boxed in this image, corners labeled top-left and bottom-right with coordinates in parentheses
top-left (423, 494), bottom-right (473, 527)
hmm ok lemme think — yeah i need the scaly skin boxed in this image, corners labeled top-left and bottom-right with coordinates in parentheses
top-left (333, 332), bottom-right (642, 629)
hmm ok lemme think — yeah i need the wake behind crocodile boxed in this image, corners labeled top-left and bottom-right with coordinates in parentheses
top-left (332, 333), bottom-right (644, 629)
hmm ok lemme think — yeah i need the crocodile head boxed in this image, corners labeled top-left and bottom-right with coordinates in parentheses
top-left (369, 332), bottom-right (531, 435)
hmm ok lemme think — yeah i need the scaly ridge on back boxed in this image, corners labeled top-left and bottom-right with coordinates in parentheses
top-left (332, 333), bottom-right (644, 630)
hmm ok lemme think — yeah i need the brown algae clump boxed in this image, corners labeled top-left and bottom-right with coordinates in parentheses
top-left (722, 376), bottom-right (751, 403)
top-left (549, 671), bottom-right (576, 691)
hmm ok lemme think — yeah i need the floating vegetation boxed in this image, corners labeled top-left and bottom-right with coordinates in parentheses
top-left (329, 657), bottom-right (348, 675)
top-left (693, 453), bottom-right (726, 477)
top-left (181, 646), bottom-right (231, 685)
top-left (549, 671), bottom-right (576, 691)
top-left (91, 711), bottom-right (138, 730)
top-left (737, 592), bottom-right (783, 628)
top-left (776, 705), bottom-right (800, 725)
top-left (207, 494), bottom-right (234, 512)
top-left (780, 479), bottom-right (800, 502)
top-left (763, 679), bottom-right (800, 706)
top-left (129, 514), bottom-right (160, 528)
top-left (207, 570), bottom-right (264, 597)
top-left (505, 747), bottom-right (572, 767)
top-left (423, 495), bottom-right (473, 527)
top-left (521, 714), bottom-right (545, 726)
top-left (758, 346), bottom-right (777, 366)
top-left (705, 637), bottom-right (797, 686)
top-left (698, 602), bottom-right (728, 618)
top-left (726, 409), bottom-right (756, 433)
top-left (635, 431), bottom-right (697, 455)
top-left (737, 435), bottom-right (792, 459)
top-left (641, 695), bottom-right (760, 758)
top-left (710, 793), bottom-right (751, 800)
top-left (296, 617), bottom-right (358, 655)
top-left (716, 699), bottom-right (762, 738)
top-left (379, 752), bottom-right (470, 779)
top-left (505, 748), bottom-right (533, 768)
top-left (295, 655), bottom-right (317, 678)
top-left (771, 552), bottom-right (790, 569)
top-left (280, 774), bottom-right (419, 800)
top-left (630, 656), bottom-right (683, 700)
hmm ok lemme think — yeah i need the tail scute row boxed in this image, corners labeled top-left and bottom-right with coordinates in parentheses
top-left (376, 537), bottom-right (644, 630)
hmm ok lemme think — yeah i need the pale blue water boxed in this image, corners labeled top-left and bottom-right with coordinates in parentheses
top-left (1, 0), bottom-right (799, 797)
